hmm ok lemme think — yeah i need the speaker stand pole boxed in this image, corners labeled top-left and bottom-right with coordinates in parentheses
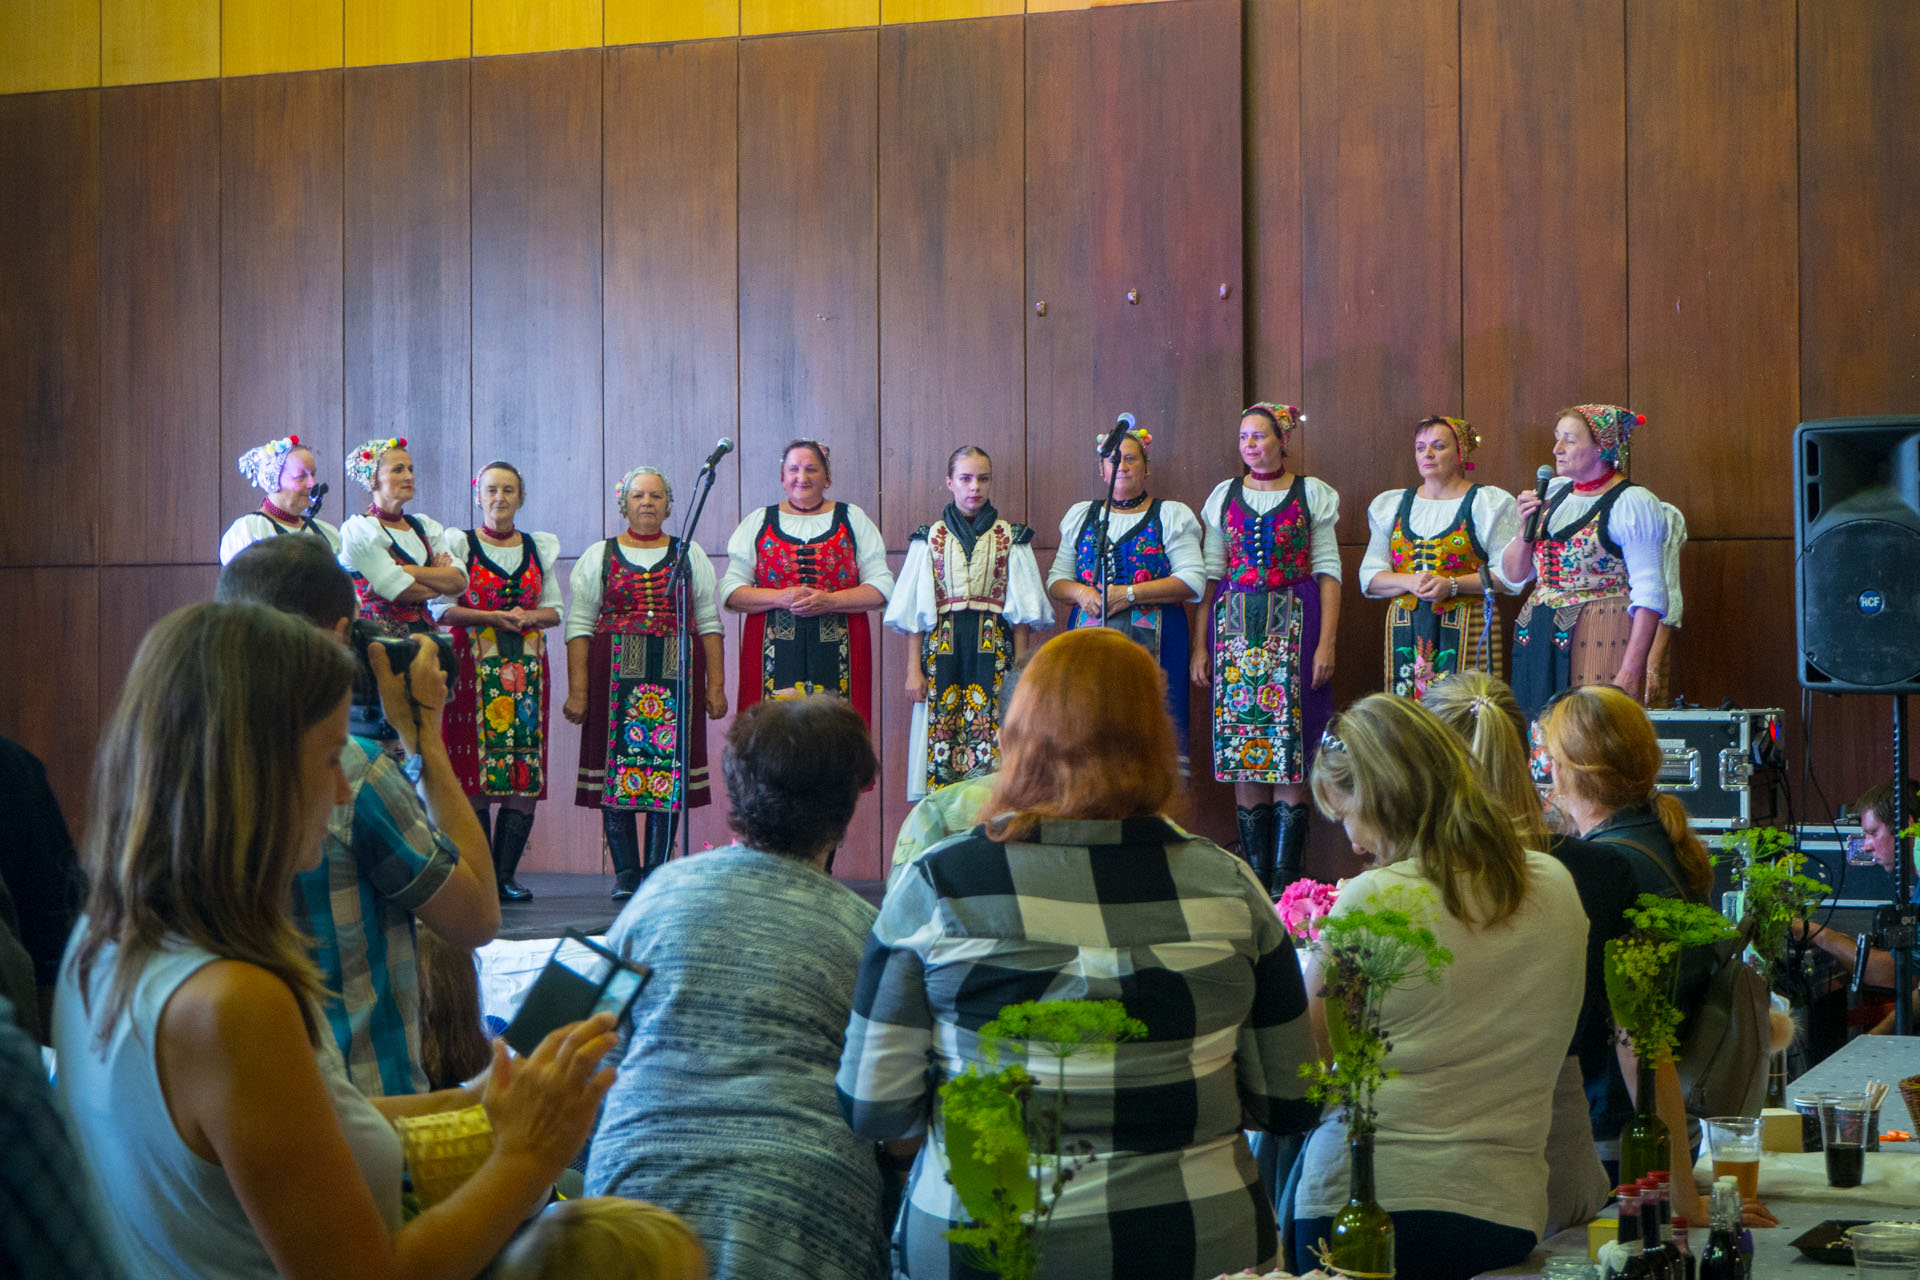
top-left (1895, 694), bottom-right (1914, 1036)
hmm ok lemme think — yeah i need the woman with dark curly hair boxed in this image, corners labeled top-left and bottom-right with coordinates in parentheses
top-left (586, 695), bottom-right (887, 1280)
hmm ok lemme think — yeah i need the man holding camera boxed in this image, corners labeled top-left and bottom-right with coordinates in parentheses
top-left (217, 537), bottom-right (499, 1096)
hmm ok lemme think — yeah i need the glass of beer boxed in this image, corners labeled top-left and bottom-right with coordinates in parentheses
top-left (1705, 1116), bottom-right (1762, 1199)
top-left (1820, 1095), bottom-right (1871, 1189)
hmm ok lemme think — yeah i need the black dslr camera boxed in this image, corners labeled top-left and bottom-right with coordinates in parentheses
top-left (347, 621), bottom-right (456, 742)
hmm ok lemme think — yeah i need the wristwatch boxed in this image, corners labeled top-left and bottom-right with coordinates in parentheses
top-left (1126, 585), bottom-right (1137, 607)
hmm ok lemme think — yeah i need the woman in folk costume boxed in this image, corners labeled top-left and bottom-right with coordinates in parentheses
top-left (1643, 500), bottom-right (1688, 707)
top-left (219, 434), bottom-right (341, 563)
top-left (1044, 425), bottom-right (1207, 771)
top-left (718, 439), bottom-right (893, 725)
top-left (337, 436), bottom-right (466, 640)
top-left (436, 461), bottom-right (562, 903)
top-left (884, 445), bottom-right (1053, 801)
top-left (1191, 402), bottom-right (1340, 894)
top-left (1501, 405), bottom-right (1669, 716)
top-left (1359, 415), bottom-right (1521, 699)
top-left (565, 466), bottom-right (727, 900)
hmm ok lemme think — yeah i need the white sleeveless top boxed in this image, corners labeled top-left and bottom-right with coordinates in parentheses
top-left (54, 930), bottom-right (404, 1279)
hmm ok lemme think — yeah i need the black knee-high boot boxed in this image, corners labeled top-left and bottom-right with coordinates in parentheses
top-left (643, 811), bottom-right (678, 876)
top-left (474, 804), bottom-right (493, 851)
top-left (492, 808), bottom-right (535, 903)
top-left (603, 810), bottom-right (642, 900)
top-left (1273, 801), bottom-right (1310, 896)
top-left (1235, 803), bottom-right (1277, 889)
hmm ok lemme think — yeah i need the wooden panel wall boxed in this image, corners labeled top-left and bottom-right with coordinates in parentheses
top-left (4, 1), bottom-right (1918, 876)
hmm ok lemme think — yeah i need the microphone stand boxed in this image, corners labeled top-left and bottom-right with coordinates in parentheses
top-left (664, 462), bottom-right (721, 862)
top-left (1095, 442), bottom-right (1125, 632)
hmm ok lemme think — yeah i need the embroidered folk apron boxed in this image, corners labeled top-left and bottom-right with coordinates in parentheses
top-left (1512, 483), bottom-right (1637, 717)
top-left (738, 503), bottom-right (874, 726)
top-left (1383, 486), bottom-right (1499, 699)
top-left (442, 532), bottom-right (549, 798)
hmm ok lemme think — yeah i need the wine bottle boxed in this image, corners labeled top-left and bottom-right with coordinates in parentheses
top-left (1619, 1057), bottom-right (1670, 1185)
top-left (1670, 1216), bottom-right (1696, 1280)
top-left (1697, 1184), bottom-right (1739, 1280)
top-left (1327, 1136), bottom-right (1394, 1280)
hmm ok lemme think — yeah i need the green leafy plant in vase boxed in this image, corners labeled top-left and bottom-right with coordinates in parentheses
top-left (1292, 884), bottom-right (1454, 1280)
top-left (936, 999), bottom-right (1147, 1280)
top-left (1603, 892), bottom-right (1739, 1183)
top-left (1715, 826), bottom-right (1831, 983)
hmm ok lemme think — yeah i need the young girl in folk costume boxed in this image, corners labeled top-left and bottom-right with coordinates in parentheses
top-left (884, 446), bottom-right (1053, 801)
top-left (1359, 415), bottom-right (1521, 698)
top-left (337, 436), bottom-right (466, 641)
top-left (565, 467), bottom-right (728, 900)
top-left (1044, 426), bottom-right (1206, 771)
top-left (436, 462), bottom-right (562, 903)
top-left (1501, 405), bottom-right (1669, 716)
top-left (220, 434), bottom-right (342, 563)
top-left (1191, 402), bottom-right (1340, 894)
top-left (718, 440), bottom-right (893, 725)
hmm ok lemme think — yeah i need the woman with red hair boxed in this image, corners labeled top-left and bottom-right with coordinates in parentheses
top-left (838, 627), bottom-right (1316, 1280)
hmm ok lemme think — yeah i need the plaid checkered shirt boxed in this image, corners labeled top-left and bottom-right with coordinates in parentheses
top-left (837, 815), bottom-right (1319, 1280)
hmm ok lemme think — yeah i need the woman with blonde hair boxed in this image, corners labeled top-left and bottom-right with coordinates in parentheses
top-left (840, 626), bottom-right (1318, 1280)
top-left (1422, 673), bottom-right (1634, 1228)
top-left (54, 602), bottom-right (618, 1280)
top-left (1292, 693), bottom-right (1585, 1280)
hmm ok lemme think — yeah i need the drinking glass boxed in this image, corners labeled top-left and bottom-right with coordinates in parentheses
top-left (1849, 1223), bottom-right (1920, 1280)
top-left (1819, 1094), bottom-right (1870, 1188)
top-left (1704, 1116), bottom-right (1762, 1199)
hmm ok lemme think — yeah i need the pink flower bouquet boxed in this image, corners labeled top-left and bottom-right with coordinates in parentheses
top-left (1275, 877), bottom-right (1340, 942)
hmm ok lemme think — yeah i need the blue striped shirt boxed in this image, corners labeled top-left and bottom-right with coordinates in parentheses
top-left (293, 737), bottom-right (458, 1096)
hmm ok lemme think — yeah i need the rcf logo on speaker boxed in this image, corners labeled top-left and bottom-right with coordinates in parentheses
top-left (1858, 589), bottom-right (1886, 616)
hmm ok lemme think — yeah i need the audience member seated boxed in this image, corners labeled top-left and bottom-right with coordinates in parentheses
top-left (586, 695), bottom-right (888, 1280)
top-left (839, 626), bottom-right (1319, 1280)
top-left (2, 993), bottom-right (120, 1279)
top-left (495, 1198), bottom-right (707, 1280)
top-left (1425, 672), bottom-right (1631, 1232)
top-left (416, 927), bottom-right (493, 1092)
top-left (217, 535), bottom-right (500, 1096)
top-left (0, 732), bottom-right (86, 1043)
top-left (54, 601), bottom-right (616, 1280)
top-left (1293, 693), bottom-right (1585, 1280)
top-left (1536, 682), bottom-right (1715, 1210)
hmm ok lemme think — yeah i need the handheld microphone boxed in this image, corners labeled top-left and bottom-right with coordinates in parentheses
top-left (1100, 413), bottom-right (1136, 459)
top-left (700, 437), bottom-right (736, 471)
top-left (1523, 464), bottom-right (1553, 541)
top-left (305, 482), bottom-right (329, 519)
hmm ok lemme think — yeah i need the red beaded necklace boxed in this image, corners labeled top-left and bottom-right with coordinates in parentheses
top-left (1572, 468), bottom-right (1617, 495)
top-left (479, 524), bottom-right (518, 542)
top-left (1248, 467), bottom-right (1285, 482)
top-left (786, 497), bottom-right (828, 515)
top-left (261, 498), bottom-right (304, 525)
top-left (366, 503), bottom-right (409, 525)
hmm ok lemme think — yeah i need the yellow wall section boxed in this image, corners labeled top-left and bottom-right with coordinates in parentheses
top-left (103, 0), bottom-right (219, 85)
top-left (474, 0), bottom-right (604, 55)
top-left (741, 0), bottom-right (879, 35)
top-left (0, 0), bottom-right (99, 94)
top-left (223, 0), bottom-right (344, 75)
top-left (882, 0), bottom-right (1019, 20)
top-left (347, 0), bottom-right (470, 65)
top-left (606, 0), bottom-right (739, 44)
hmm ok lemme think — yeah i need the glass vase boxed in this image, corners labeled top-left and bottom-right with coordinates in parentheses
top-left (1327, 1133), bottom-right (1395, 1279)
top-left (1618, 1054), bottom-right (1670, 1186)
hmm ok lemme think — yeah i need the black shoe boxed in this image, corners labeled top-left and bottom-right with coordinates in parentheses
top-left (643, 812), bottom-right (678, 873)
top-left (492, 808), bottom-right (535, 903)
top-left (1273, 802), bottom-right (1310, 897)
top-left (603, 810), bottom-right (642, 901)
top-left (1234, 803), bottom-right (1278, 889)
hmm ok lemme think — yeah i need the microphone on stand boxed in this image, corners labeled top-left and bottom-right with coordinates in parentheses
top-left (1100, 413), bottom-right (1136, 459)
top-left (700, 437), bottom-right (736, 471)
top-left (1523, 465), bottom-right (1554, 542)
top-left (305, 482), bottom-right (329, 519)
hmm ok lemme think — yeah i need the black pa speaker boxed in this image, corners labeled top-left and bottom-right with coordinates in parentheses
top-left (1795, 416), bottom-right (1920, 691)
